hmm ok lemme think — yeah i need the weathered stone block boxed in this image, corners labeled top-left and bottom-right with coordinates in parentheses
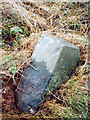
top-left (16, 35), bottom-right (80, 114)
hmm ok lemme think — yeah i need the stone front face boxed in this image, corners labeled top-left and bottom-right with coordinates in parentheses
top-left (16, 61), bottom-right (51, 114)
top-left (16, 35), bottom-right (80, 114)
top-left (31, 35), bottom-right (63, 73)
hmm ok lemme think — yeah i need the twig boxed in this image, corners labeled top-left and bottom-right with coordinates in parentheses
top-left (16, 59), bottom-right (29, 73)
top-left (0, 72), bottom-right (12, 80)
top-left (17, 86), bottom-right (27, 94)
top-left (12, 75), bottom-right (17, 85)
top-left (17, 86), bottom-right (32, 95)
top-left (17, 72), bottom-right (29, 80)
top-left (27, 62), bottom-right (38, 71)
top-left (49, 90), bottom-right (62, 101)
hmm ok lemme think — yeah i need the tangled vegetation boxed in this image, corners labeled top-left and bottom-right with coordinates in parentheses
top-left (1, 1), bottom-right (89, 119)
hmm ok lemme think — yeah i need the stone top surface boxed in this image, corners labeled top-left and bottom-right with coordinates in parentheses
top-left (32, 35), bottom-right (79, 73)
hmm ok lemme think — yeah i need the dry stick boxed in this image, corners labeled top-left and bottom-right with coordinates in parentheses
top-left (48, 90), bottom-right (62, 102)
top-left (12, 59), bottom-right (29, 84)
top-left (17, 86), bottom-right (27, 94)
top-left (14, 58), bottom-right (37, 82)
top-left (17, 85), bottom-right (34, 95)
top-left (16, 59), bottom-right (28, 73)
top-left (17, 71), bottom-right (29, 80)
top-left (15, 57), bottom-right (35, 74)
top-left (27, 62), bottom-right (38, 71)
top-left (12, 75), bottom-right (17, 85)
top-left (0, 72), bottom-right (12, 78)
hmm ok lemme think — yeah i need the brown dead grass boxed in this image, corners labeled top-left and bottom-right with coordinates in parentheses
top-left (1, 1), bottom-right (89, 119)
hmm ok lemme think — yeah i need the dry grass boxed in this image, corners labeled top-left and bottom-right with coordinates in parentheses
top-left (1, 1), bottom-right (89, 119)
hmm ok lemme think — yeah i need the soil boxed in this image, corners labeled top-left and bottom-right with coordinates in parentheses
top-left (2, 80), bottom-right (18, 113)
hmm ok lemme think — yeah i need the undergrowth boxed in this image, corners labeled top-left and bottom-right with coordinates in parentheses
top-left (1, 1), bottom-right (89, 119)
top-left (1, 13), bottom-right (30, 47)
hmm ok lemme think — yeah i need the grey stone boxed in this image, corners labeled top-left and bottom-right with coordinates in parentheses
top-left (16, 35), bottom-right (80, 114)
top-left (16, 61), bottom-right (51, 114)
